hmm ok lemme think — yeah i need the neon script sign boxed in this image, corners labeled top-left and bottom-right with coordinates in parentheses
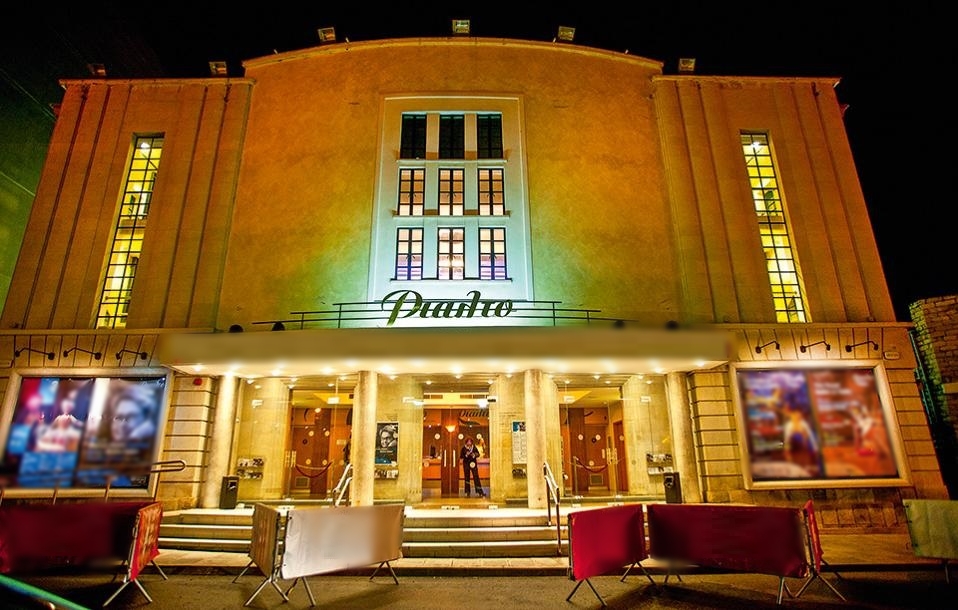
top-left (381, 290), bottom-right (514, 326)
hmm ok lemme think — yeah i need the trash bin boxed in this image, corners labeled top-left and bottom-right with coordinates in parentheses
top-left (220, 475), bottom-right (239, 509)
top-left (663, 472), bottom-right (682, 504)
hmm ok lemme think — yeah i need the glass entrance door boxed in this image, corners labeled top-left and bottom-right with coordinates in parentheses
top-left (422, 408), bottom-right (489, 499)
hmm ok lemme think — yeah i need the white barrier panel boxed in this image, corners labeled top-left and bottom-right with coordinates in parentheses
top-left (903, 499), bottom-right (958, 559)
top-left (281, 504), bottom-right (404, 579)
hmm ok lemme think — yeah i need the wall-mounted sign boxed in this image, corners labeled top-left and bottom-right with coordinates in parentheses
top-left (381, 289), bottom-right (514, 326)
top-left (512, 421), bottom-right (527, 465)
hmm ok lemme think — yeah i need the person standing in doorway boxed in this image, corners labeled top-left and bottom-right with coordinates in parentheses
top-left (460, 437), bottom-right (484, 497)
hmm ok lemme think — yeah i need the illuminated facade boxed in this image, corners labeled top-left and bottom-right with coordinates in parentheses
top-left (0, 37), bottom-right (947, 530)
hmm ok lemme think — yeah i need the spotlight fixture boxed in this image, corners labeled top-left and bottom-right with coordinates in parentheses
top-left (14, 347), bottom-right (55, 360)
top-left (844, 340), bottom-right (880, 353)
top-left (87, 63), bottom-right (107, 77)
top-left (271, 322), bottom-right (286, 331)
top-left (317, 27), bottom-right (337, 43)
top-left (556, 26), bottom-right (575, 42)
top-left (799, 340), bottom-right (831, 353)
top-left (754, 340), bottom-right (780, 354)
top-left (208, 61), bottom-right (228, 76)
top-left (116, 348), bottom-right (149, 361)
top-left (451, 19), bottom-right (471, 35)
top-left (63, 346), bottom-right (102, 360)
top-left (228, 324), bottom-right (244, 333)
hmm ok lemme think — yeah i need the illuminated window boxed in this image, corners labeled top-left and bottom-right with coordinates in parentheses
top-left (95, 135), bottom-right (163, 328)
top-left (400, 114), bottom-right (426, 159)
top-left (477, 114), bottom-right (503, 159)
top-left (741, 132), bottom-right (807, 323)
top-left (438, 227), bottom-right (465, 279)
top-left (395, 228), bottom-right (423, 280)
top-left (438, 114), bottom-right (465, 159)
top-left (479, 228), bottom-right (507, 279)
top-left (478, 168), bottom-right (505, 216)
top-left (438, 168), bottom-right (464, 215)
top-left (397, 168), bottom-right (425, 216)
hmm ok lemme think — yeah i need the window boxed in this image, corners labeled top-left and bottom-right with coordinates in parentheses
top-left (479, 228), bottom-right (507, 279)
top-left (395, 228), bottom-right (423, 280)
top-left (478, 168), bottom-right (505, 216)
top-left (741, 132), bottom-right (807, 323)
top-left (477, 114), bottom-right (503, 159)
top-left (400, 114), bottom-right (426, 159)
top-left (438, 168), bottom-right (464, 216)
top-left (438, 114), bottom-right (465, 159)
top-left (96, 135), bottom-right (163, 329)
top-left (437, 227), bottom-right (465, 279)
top-left (397, 168), bottom-right (425, 216)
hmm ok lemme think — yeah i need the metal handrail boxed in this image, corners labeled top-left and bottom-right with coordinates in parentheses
top-left (335, 477), bottom-right (352, 507)
top-left (101, 459), bottom-right (187, 501)
top-left (543, 462), bottom-right (563, 555)
top-left (332, 462), bottom-right (352, 506)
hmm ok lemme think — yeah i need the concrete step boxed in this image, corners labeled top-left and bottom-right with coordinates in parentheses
top-left (159, 523), bottom-right (252, 540)
top-left (163, 509), bottom-right (253, 526)
top-left (403, 525), bottom-right (566, 543)
top-left (402, 539), bottom-right (569, 558)
top-left (158, 537), bottom-right (250, 553)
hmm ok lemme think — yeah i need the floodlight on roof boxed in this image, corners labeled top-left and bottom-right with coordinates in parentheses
top-left (678, 58), bottom-right (697, 73)
top-left (318, 27), bottom-right (337, 43)
top-left (87, 63), bottom-right (107, 77)
top-left (208, 61), bottom-right (228, 76)
top-left (557, 26), bottom-right (576, 42)
top-left (451, 19), bottom-right (471, 35)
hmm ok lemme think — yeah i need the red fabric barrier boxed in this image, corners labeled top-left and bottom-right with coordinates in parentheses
top-left (802, 500), bottom-right (823, 572)
top-left (568, 504), bottom-right (646, 581)
top-left (646, 503), bottom-right (808, 578)
top-left (129, 502), bottom-right (163, 580)
top-left (0, 501), bottom-right (152, 574)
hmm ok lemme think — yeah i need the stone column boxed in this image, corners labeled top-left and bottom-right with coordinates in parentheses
top-left (666, 371), bottom-right (702, 503)
top-left (351, 370), bottom-right (378, 506)
top-left (524, 369), bottom-right (548, 509)
top-left (200, 375), bottom-right (239, 508)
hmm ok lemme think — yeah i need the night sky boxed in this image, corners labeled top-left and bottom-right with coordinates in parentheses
top-left (37, 3), bottom-right (957, 320)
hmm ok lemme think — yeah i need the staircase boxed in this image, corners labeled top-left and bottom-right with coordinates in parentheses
top-left (158, 503), bottom-right (570, 558)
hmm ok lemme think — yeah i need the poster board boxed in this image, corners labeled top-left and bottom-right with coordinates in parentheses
top-left (281, 504), bottom-right (404, 579)
top-left (511, 421), bottom-right (527, 464)
top-left (731, 362), bottom-right (910, 489)
top-left (375, 422), bottom-right (399, 479)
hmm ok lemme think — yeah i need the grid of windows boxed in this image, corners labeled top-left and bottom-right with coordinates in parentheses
top-left (438, 168), bottom-right (464, 215)
top-left (395, 228), bottom-right (423, 280)
top-left (741, 132), bottom-right (807, 323)
top-left (438, 115), bottom-right (465, 159)
top-left (95, 135), bottom-right (163, 329)
top-left (397, 168), bottom-right (425, 216)
top-left (479, 228), bottom-right (507, 279)
top-left (477, 114), bottom-right (503, 159)
top-left (478, 168), bottom-right (505, 216)
top-left (400, 114), bottom-right (426, 159)
top-left (437, 227), bottom-right (465, 279)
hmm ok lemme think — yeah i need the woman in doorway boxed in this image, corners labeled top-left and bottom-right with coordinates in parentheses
top-left (460, 437), bottom-right (484, 497)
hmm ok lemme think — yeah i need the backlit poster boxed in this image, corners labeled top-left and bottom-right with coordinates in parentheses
top-left (737, 367), bottom-right (900, 483)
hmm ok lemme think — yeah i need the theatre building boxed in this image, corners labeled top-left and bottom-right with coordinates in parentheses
top-left (0, 35), bottom-right (948, 532)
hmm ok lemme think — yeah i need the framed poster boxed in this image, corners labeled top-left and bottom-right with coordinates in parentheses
top-left (511, 421), bottom-right (527, 464)
top-left (0, 370), bottom-right (170, 490)
top-left (375, 422), bottom-right (399, 479)
top-left (732, 362), bottom-right (909, 489)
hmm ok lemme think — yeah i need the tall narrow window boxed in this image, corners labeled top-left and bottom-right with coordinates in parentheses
top-left (741, 132), bottom-right (807, 323)
top-left (95, 135), bottom-right (163, 329)
top-left (438, 114), bottom-right (465, 159)
top-left (438, 168), bottom-right (464, 216)
top-left (438, 227), bottom-right (465, 279)
top-left (477, 114), bottom-right (503, 159)
top-left (479, 227), bottom-right (507, 279)
top-left (400, 114), bottom-right (426, 159)
top-left (397, 168), bottom-right (425, 216)
top-left (395, 228), bottom-right (423, 280)
top-left (478, 168), bottom-right (505, 216)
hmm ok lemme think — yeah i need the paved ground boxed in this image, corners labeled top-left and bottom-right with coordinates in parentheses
top-left (3, 568), bottom-right (953, 609)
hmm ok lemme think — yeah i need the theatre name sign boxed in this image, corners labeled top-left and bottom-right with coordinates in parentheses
top-left (381, 289), bottom-right (514, 326)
